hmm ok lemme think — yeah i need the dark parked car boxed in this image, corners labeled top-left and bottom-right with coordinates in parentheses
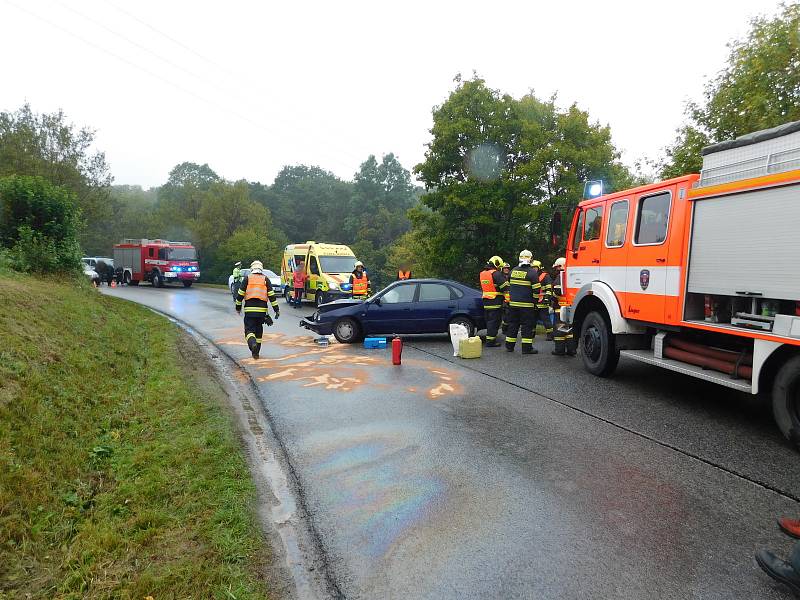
top-left (300, 279), bottom-right (486, 343)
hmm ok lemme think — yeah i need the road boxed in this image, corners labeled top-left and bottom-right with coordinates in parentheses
top-left (103, 284), bottom-right (799, 599)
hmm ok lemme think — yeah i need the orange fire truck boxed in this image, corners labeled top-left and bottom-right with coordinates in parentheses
top-left (113, 239), bottom-right (200, 288)
top-left (560, 121), bottom-right (800, 448)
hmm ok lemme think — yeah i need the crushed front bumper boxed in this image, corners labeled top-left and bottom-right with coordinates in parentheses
top-left (300, 313), bottom-right (333, 336)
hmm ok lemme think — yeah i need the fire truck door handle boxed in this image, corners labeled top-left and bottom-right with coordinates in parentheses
top-left (579, 245), bottom-right (587, 251)
top-left (571, 251), bottom-right (578, 259)
top-left (656, 258), bottom-right (666, 263)
top-left (591, 259), bottom-right (600, 264)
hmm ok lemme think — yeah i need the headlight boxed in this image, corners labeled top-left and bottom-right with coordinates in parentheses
top-left (328, 281), bottom-right (339, 290)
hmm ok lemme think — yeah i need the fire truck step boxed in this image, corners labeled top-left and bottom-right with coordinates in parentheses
top-left (619, 350), bottom-right (754, 393)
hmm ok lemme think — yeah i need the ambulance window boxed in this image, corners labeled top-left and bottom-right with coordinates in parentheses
top-left (606, 200), bottom-right (629, 247)
top-left (635, 192), bottom-right (671, 245)
top-left (571, 210), bottom-right (584, 252)
top-left (310, 257), bottom-right (320, 275)
top-left (583, 206), bottom-right (603, 241)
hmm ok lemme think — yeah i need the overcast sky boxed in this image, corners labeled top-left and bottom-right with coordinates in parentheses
top-left (0, 0), bottom-right (785, 188)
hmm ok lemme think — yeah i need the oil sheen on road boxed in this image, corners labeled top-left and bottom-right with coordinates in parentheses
top-left (103, 285), bottom-right (799, 600)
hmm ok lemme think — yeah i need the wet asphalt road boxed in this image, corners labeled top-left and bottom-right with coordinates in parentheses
top-left (102, 284), bottom-right (799, 599)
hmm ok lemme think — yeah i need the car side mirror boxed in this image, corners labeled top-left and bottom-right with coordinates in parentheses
top-left (371, 297), bottom-right (381, 306)
top-left (550, 211), bottom-right (562, 248)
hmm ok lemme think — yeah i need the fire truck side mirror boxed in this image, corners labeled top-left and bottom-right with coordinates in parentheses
top-left (550, 211), bottom-right (562, 248)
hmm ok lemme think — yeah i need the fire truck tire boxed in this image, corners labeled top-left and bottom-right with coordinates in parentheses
top-left (182, 281), bottom-right (192, 288)
top-left (771, 355), bottom-right (800, 449)
top-left (152, 272), bottom-right (162, 288)
top-left (129, 279), bottom-right (139, 286)
top-left (580, 310), bottom-right (619, 377)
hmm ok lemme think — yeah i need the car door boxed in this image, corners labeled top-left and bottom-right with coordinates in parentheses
top-left (624, 187), bottom-right (674, 323)
top-left (415, 282), bottom-right (457, 332)
top-left (306, 254), bottom-right (320, 301)
top-left (566, 202), bottom-right (604, 292)
top-left (361, 283), bottom-right (418, 334)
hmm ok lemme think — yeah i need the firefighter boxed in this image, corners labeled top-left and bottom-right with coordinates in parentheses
top-left (532, 260), bottom-right (554, 341)
top-left (505, 250), bottom-right (542, 354)
top-left (231, 261), bottom-right (243, 300)
top-left (235, 260), bottom-right (280, 360)
top-left (397, 265), bottom-right (412, 280)
top-left (501, 262), bottom-right (511, 334)
top-left (479, 256), bottom-right (508, 347)
top-left (349, 261), bottom-right (371, 300)
top-left (551, 257), bottom-right (576, 356)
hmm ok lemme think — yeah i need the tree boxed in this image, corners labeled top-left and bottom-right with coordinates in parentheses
top-left (0, 175), bottom-right (82, 272)
top-left (413, 77), bottom-right (632, 282)
top-left (0, 104), bottom-right (112, 254)
top-left (661, 3), bottom-right (800, 177)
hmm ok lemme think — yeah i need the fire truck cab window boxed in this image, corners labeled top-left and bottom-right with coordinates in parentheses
top-left (148, 248), bottom-right (154, 257)
top-left (635, 192), bottom-right (671, 245)
top-left (571, 210), bottom-right (584, 252)
top-left (606, 200), bottom-right (629, 247)
top-left (583, 206), bottom-right (603, 241)
top-left (158, 248), bottom-right (168, 260)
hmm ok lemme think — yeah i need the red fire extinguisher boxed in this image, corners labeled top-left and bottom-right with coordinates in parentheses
top-left (392, 335), bottom-right (403, 365)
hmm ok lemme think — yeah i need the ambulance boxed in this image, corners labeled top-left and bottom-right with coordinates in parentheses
top-left (559, 121), bottom-right (800, 448)
top-left (281, 242), bottom-right (358, 306)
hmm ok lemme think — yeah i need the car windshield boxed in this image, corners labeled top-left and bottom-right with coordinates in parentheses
top-left (169, 247), bottom-right (196, 260)
top-left (319, 255), bottom-right (356, 273)
top-left (265, 270), bottom-right (279, 279)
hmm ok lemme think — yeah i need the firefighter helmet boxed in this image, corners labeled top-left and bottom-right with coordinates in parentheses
top-left (354, 261), bottom-right (364, 268)
top-left (234, 261), bottom-right (242, 267)
top-left (488, 255), bottom-right (504, 269)
top-left (250, 260), bottom-right (264, 272)
top-left (502, 262), bottom-right (510, 269)
top-left (531, 259), bottom-right (542, 269)
top-left (519, 249), bottom-right (533, 264)
top-left (553, 257), bottom-right (566, 269)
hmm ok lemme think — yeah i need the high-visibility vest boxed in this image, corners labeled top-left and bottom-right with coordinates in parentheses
top-left (480, 269), bottom-right (500, 299)
top-left (398, 270), bottom-right (411, 280)
top-left (537, 271), bottom-right (548, 303)
top-left (352, 273), bottom-right (369, 295)
top-left (245, 273), bottom-right (269, 302)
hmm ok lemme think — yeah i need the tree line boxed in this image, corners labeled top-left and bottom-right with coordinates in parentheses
top-left (1, 2), bottom-right (796, 286)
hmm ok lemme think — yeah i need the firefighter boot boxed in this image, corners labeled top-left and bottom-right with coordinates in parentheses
top-left (247, 335), bottom-right (260, 360)
top-left (505, 337), bottom-right (516, 352)
top-left (755, 542), bottom-right (800, 597)
top-left (552, 330), bottom-right (566, 356)
top-left (565, 328), bottom-right (577, 356)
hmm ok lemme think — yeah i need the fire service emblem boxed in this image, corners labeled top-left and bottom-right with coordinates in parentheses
top-left (640, 269), bottom-right (650, 290)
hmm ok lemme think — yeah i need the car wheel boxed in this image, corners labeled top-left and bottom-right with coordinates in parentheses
top-left (448, 315), bottom-right (475, 337)
top-left (315, 291), bottom-right (325, 307)
top-left (284, 288), bottom-right (292, 304)
top-left (580, 310), bottom-right (619, 377)
top-left (772, 354), bottom-right (800, 449)
top-left (152, 272), bottom-right (162, 288)
top-left (333, 317), bottom-right (361, 344)
top-left (182, 281), bottom-right (192, 288)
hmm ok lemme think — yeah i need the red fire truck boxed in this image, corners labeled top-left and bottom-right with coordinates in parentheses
top-left (560, 120), bottom-right (800, 448)
top-left (113, 239), bottom-right (200, 288)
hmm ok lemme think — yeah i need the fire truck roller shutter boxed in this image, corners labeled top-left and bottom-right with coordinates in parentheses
top-left (687, 184), bottom-right (800, 300)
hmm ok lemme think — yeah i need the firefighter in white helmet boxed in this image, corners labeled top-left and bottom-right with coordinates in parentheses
top-left (235, 260), bottom-right (280, 359)
top-left (349, 261), bottom-right (371, 300)
top-left (550, 257), bottom-right (576, 356)
top-left (505, 250), bottom-right (543, 354)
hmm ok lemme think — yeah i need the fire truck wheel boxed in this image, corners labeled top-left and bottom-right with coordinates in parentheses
top-left (182, 281), bottom-right (192, 288)
top-left (152, 272), bottom-right (162, 288)
top-left (580, 310), bottom-right (619, 377)
top-left (772, 354), bottom-right (800, 449)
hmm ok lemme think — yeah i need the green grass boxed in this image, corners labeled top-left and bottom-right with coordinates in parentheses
top-left (0, 271), bottom-right (271, 599)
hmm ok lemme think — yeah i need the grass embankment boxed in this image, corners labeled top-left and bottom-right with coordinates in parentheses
top-left (0, 272), bottom-right (270, 599)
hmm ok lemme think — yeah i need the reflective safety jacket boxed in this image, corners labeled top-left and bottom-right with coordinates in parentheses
top-left (479, 268), bottom-right (509, 308)
top-left (236, 273), bottom-right (279, 314)
top-left (536, 271), bottom-right (554, 309)
top-left (350, 272), bottom-right (370, 297)
top-left (508, 264), bottom-right (542, 308)
top-left (397, 270), bottom-right (412, 280)
top-left (232, 266), bottom-right (242, 282)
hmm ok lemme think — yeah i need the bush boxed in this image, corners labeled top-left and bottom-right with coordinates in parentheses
top-left (0, 175), bottom-right (83, 273)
